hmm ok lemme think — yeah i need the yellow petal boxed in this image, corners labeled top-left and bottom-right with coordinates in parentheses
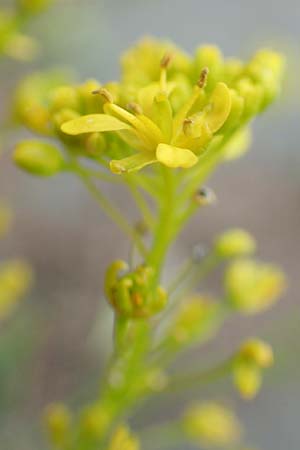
top-left (61, 114), bottom-right (130, 136)
top-left (156, 143), bottom-right (198, 169)
top-left (206, 82), bottom-right (232, 133)
top-left (110, 152), bottom-right (156, 174)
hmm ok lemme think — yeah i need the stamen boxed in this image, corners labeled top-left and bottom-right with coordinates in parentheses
top-left (127, 102), bottom-right (143, 115)
top-left (160, 52), bottom-right (172, 69)
top-left (92, 87), bottom-right (114, 103)
top-left (160, 53), bottom-right (172, 91)
top-left (197, 67), bottom-right (209, 89)
top-left (183, 118), bottom-right (193, 135)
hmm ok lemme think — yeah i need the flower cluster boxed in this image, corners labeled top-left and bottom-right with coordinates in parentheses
top-left (12, 38), bottom-right (286, 450)
top-left (13, 37), bottom-right (284, 176)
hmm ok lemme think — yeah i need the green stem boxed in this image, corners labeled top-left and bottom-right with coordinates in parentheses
top-left (163, 358), bottom-right (234, 394)
top-left (147, 168), bottom-right (176, 278)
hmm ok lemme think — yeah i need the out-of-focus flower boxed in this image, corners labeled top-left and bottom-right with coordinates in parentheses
top-left (233, 339), bottom-right (274, 400)
top-left (214, 229), bottom-right (256, 258)
top-left (183, 402), bottom-right (242, 447)
top-left (45, 403), bottom-right (71, 448)
top-left (0, 259), bottom-right (33, 320)
top-left (108, 425), bottom-right (140, 450)
top-left (224, 259), bottom-right (285, 314)
top-left (14, 140), bottom-right (65, 176)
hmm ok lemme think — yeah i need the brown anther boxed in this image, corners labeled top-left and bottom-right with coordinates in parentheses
top-left (183, 117), bottom-right (193, 134)
top-left (132, 292), bottom-right (143, 307)
top-left (160, 53), bottom-right (172, 69)
top-left (92, 87), bottom-right (113, 103)
top-left (197, 67), bottom-right (209, 88)
top-left (127, 102), bottom-right (143, 115)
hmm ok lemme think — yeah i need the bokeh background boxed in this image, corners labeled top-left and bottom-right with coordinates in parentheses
top-left (0, 0), bottom-right (299, 449)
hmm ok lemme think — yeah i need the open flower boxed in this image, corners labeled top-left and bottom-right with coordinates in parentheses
top-left (61, 60), bottom-right (232, 173)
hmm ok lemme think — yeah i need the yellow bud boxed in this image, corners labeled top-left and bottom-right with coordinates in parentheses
top-left (233, 363), bottom-right (262, 400)
top-left (108, 425), bottom-right (140, 450)
top-left (215, 229), bottom-right (256, 258)
top-left (77, 79), bottom-right (102, 113)
top-left (45, 403), bottom-right (71, 447)
top-left (4, 33), bottom-right (39, 61)
top-left (0, 260), bottom-right (33, 320)
top-left (239, 339), bottom-right (274, 368)
top-left (236, 78), bottom-right (263, 120)
top-left (14, 140), bottom-right (65, 176)
top-left (225, 259), bottom-right (285, 314)
top-left (49, 86), bottom-right (79, 113)
top-left (81, 404), bottom-right (111, 439)
top-left (183, 402), bottom-right (242, 447)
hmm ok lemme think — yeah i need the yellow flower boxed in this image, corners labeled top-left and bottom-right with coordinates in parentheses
top-left (61, 61), bottom-right (232, 173)
top-left (108, 425), bottom-right (140, 450)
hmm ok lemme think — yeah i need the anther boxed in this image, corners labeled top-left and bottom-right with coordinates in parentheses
top-left (160, 53), bottom-right (172, 69)
top-left (127, 102), bottom-right (143, 115)
top-left (92, 87), bottom-right (114, 103)
top-left (197, 67), bottom-right (209, 89)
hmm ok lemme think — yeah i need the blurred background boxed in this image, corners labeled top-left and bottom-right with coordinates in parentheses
top-left (0, 0), bottom-right (299, 449)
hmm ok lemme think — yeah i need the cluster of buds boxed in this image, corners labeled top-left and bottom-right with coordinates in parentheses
top-left (105, 260), bottom-right (167, 318)
top-left (233, 339), bottom-right (274, 400)
top-left (13, 38), bottom-right (284, 176)
top-left (0, 0), bottom-right (54, 61)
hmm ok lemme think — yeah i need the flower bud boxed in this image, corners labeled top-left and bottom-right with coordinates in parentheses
top-left (233, 364), bottom-right (262, 400)
top-left (80, 404), bottom-right (111, 439)
top-left (14, 140), bottom-right (65, 176)
top-left (183, 402), bottom-right (242, 447)
top-left (0, 260), bottom-right (33, 320)
top-left (224, 259), bottom-right (285, 314)
top-left (238, 339), bottom-right (274, 368)
top-left (49, 85), bottom-right (79, 113)
top-left (105, 261), bottom-right (167, 318)
top-left (44, 403), bottom-right (71, 447)
top-left (214, 229), bottom-right (256, 258)
top-left (108, 425), bottom-right (140, 450)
